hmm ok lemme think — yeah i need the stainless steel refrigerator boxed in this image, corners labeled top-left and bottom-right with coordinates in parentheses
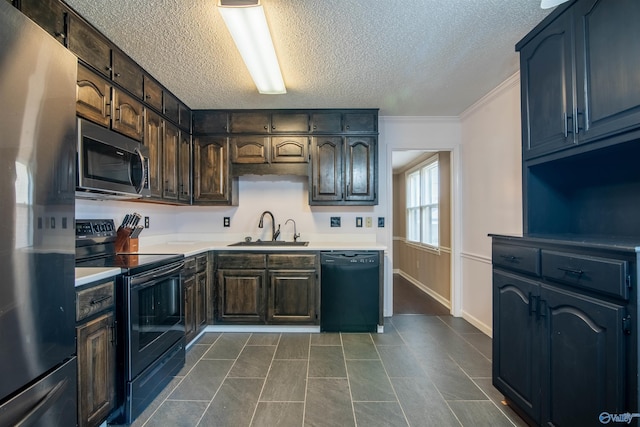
top-left (0, 2), bottom-right (78, 425)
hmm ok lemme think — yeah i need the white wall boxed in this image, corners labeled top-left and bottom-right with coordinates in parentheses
top-left (458, 72), bottom-right (523, 335)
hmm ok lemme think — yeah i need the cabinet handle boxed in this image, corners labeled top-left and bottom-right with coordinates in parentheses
top-left (264, 125), bottom-right (268, 130)
top-left (105, 103), bottom-right (111, 118)
top-left (106, 66), bottom-right (112, 72)
top-left (537, 299), bottom-right (547, 320)
top-left (499, 254), bottom-right (519, 262)
top-left (563, 112), bottom-right (574, 138)
top-left (346, 125), bottom-right (350, 130)
top-left (557, 266), bottom-right (584, 276)
top-left (110, 322), bottom-right (117, 345)
top-left (575, 109), bottom-right (583, 134)
top-left (54, 32), bottom-right (65, 39)
top-left (114, 72), bottom-right (121, 78)
top-left (272, 126), bottom-right (276, 130)
top-left (146, 94), bottom-right (152, 100)
top-left (90, 295), bottom-right (111, 305)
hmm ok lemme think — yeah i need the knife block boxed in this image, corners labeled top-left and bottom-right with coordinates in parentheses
top-left (115, 228), bottom-right (138, 253)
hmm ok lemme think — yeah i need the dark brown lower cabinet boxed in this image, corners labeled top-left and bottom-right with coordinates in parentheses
top-left (492, 237), bottom-right (633, 426)
top-left (215, 252), bottom-right (318, 325)
top-left (185, 254), bottom-right (209, 344)
top-left (184, 273), bottom-right (197, 343)
top-left (77, 312), bottom-right (116, 427)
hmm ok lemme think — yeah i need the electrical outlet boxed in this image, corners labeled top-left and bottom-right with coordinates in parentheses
top-left (223, 217), bottom-right (230, 227)
top-left (378, 217), bottom-right (385, 227)
top-left (365, 217), bottom-right (372, 227)
top-left (144, 216), bottom-right (150, 228)
top-left (330, 217), bottom-right (341, 227)
top-left (356, 217), bottom-right (363, 228)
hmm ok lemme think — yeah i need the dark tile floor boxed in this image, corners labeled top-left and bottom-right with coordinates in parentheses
top-left (129, 316), bottom-right (527, 427)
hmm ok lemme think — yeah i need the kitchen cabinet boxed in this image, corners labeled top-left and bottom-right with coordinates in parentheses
top-left (231, 136), bottom-right (309, 164)
top-left (111, 88), bottom-right (143, 141)
top-left (76, 64), bottom-right (111, 128)
top-left (271, 112), bottom-right (309, 133)
top-left (162, 121), bottom-right (179, 200)
top-left (77, 64), bottom-right (143, 141)
top-left (184, 272), bottom-right (196, 343)
top-left (229, 111), bottom-right (270, 133)
top-left (215, 252), bottom-right (318, 325)
top-left (178, 101), bottom-right (191, 133)
top-left (311, 112), bottom-right (342, 133)
top-left (112, 50), bottom-right (143, 100)
top-left (144, 109), bottom-right (163, 198)
top-left (518, 0), bottom-right (640, 161)
top-left (76, 280), bottom-right (116, 427)
top-left (310, 136), bottom-right (377, 204)
top-left (68, 13), bottom-right (111, 79)
top-left (492, 237), bottom-right (632, 426)
top-left (267, 254), bottom-right (317, 324)
top-left (344, 112), bottom-right (377, 133)
top-left (20, 0), bottom-right (69, 45)
top-left (178, 130), bottom-right (192, 203)
top-left (164, 91), bottom-right (180, 125)
top-left (193, 136), bottom-right (236, 205)
top-left (143, 75), bottom-right (163, 113)
top-left (216, 254), bottom-right (267, 323)
top-left (231, 136), bottom-right (269, 164)
top-left (193, 111), bottom-right (229, 134)
top-left (184, 254), bottom-right (209, 344)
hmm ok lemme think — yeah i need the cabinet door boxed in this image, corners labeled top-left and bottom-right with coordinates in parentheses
top-left (144, 109), bottom-right (163, 198)
top-left (21, 0), bottom-right (68, 45)
top-left (112, 89), bottom-right (143, 141)
top-left (344, 112), bottom-right (377, 132)
top-left (310, 136), bottom-right (343, 202)
top-left (143, 75), bottom-right (163, 112)
top-left (193, 111), bottom-right (228, 134)
top-left (229, 112), bottom-right (270, 133)
top-left (231, 136), bottom-right (269, 164)
top-left (163, 122), bottom-right (179, 200)
top-left (574, 0), bottom-right (640, 144)
top-left (196, 270), bottom-right (208, 330)
top-left (76, 64), bottom-right (111, 128)
top-left (539, 284), bottom-right (626, 427)
top-left (184, 274), bottom-right (196, 343)
top-left (178, 130), bottom-right (191, 203)
top-left (77, 312), bottom-right (116, 427)
top-left (492, 271), bottom-right (541, 423)
top-left (164, 92), bottom-right (180, 125)
top-left (519, 11), bottom-right (575, 160)
top-left (68, 14), bottom-right (111, 78)
top-left (311, 112), bottom-right (342, 133)
top-left (271, 136), bottom-right (309, 163)
top-left (271, 113), bottom-right (309, 133)
top-left (268, 270), bottom-right (316, 324)
top-left (217, 269), bottom-right (265, 323)
top-left (193, 136), bottom-right (231, 204)
top-left (112, 50), bottom-right (143, 99)
top-left (345, 136), bottom-right (376, 202)
top-left (179, 102), bottom-right (191, 133)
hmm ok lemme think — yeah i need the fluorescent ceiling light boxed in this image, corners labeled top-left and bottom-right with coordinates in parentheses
top-left (540, 0), bottom-right (569, 9)
top-left (218, 0), bottom-right (286, 94)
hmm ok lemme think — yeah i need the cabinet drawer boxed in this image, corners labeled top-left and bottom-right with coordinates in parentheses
top-left (217, 253), bottom-right (266, 269)
top-left (196, 254), bottom-right (208, 272)
top-left (492, 243), bottom-right (540, 276)
top-left (541, 250), bottom-right (629, 299)
top-left (76, 281), bottom-right (115, 322)
top-left (268, 254), bottom-right (317, 269)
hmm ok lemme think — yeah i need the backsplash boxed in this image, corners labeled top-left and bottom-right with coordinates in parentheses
top-left (76, 175), bottom-right (386, 243)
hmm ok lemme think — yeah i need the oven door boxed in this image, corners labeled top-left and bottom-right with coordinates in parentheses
top-left (126, 261), bottom-right (184, 380)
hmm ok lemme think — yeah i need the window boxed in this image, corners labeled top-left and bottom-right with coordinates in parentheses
top-left (406, 156), bottom-right (439, 247)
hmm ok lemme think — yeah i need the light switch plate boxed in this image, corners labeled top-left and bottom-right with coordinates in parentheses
top-left (378, 217), bottom-right (385, 227)
top-left (330, 217), bottom-right (341, 227)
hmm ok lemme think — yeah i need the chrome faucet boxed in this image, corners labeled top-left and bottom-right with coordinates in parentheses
top-left (285, 218), bottom-right (300, 242)
top-left (258, 211), bottom-right (280, 241)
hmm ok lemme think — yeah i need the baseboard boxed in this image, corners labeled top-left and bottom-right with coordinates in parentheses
top-left (461, 310), bottom-right (492, 337)
top-left (396, 270), bottom-right (451, 310)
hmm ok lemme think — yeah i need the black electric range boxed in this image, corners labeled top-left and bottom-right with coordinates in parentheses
top-left (75, 219), bottom-right (183, 274)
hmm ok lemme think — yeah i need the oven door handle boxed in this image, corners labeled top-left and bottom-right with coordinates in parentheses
top-left (130, 261), bottom-right (185, 287)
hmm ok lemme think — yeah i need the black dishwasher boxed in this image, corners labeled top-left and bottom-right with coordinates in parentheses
top-left (320, 251), bottom-right (380, 332)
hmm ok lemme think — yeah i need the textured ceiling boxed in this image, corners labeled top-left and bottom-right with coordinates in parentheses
top-left (62, 0), bottom-right (551, 116)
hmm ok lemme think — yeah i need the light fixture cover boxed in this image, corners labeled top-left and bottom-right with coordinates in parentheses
top-left (540, 0), bottom-right (569, 9)
top-left (218, 1), bottom-right (286, 94)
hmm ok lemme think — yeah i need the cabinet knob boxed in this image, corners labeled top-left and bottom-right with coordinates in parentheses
top-left (114, 72), bottom-right (121, 77)
top-left (264, 125), bottom-right (268, 130)
top-left (146, 94), bottom-right (152, 100)
top-left (54, 32), bottom-right (65, 39)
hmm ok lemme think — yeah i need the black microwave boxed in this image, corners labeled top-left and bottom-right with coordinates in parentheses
top-left (76, 118), bottom-right (150, 200)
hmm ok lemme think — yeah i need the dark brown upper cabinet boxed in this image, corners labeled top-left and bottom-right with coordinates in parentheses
top-left (111, 88), bottom-right (143, 141)
top-left (193, 111), bottom-right (229, 134)
top-left (143, 75), bottom-right (163, 113)
top-left (231, 136), bottom-right (269, 164)
top-left (163, 121), bottom-right (180, 200)
top-left (68, 14), bottom-right (111, 78)
top-left (164, 91), bottom-right (180, 125)
top-left (310, 136), bottom-right (343, 203)
top-left (143, 109), bottom-right (163, 198)
top-left (271, 136), bottom-right (309, 163)
top-left (343, 112), bottom-right (377, 132)
top-left (178, 130), bottom-right (191, 203)
top-left (310, 112), bottom-right (342, 133)
top-left (344, 137), bottom-right (376, 202)
top-left (193, 136), bottom-right (235, 205)
top-left (20, 0), bottom-right (69, 45)
top-left (179, 101), bottom-right (191, 133)
top-left (230, 112), bottom-right (270, 133)
top-left (112, 50), bottom-right (143, 99)
top-left (271, 112), bottom-right (309, 133)
top-left (76, 64), bottom-right (111, 128)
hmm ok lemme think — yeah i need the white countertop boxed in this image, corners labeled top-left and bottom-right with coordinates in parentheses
top-left (75, 237), bottom-right (386, 286)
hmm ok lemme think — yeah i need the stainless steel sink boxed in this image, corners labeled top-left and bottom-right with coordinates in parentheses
top-left (228, 241), bottom-right (309, 247)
